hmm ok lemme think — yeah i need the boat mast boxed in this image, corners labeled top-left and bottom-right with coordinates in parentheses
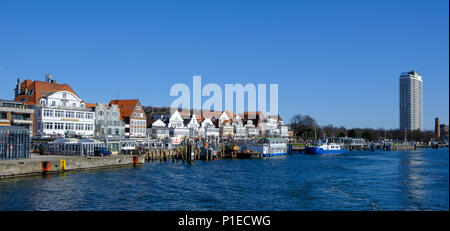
top-left (314, 126), bottom-right (317, 142)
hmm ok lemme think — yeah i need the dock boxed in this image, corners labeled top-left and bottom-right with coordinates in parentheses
top-left (0, 154), bottom-right (144, 179)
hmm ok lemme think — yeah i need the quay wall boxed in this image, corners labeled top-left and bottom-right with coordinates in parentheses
top-left (0, 155), bottom-right (144, 179)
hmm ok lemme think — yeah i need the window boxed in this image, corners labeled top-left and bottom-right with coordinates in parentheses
top-left (43, 109), bottom-right (54, 117)
top-left (99, 111), bottom-right (104, 116)
top-left (55, 110), bottom-right (64, 118)
top-left (136, 106), bottom-right (141, 111)
top-left (86, 113), bottom-right (94, 119)
top-left (65, 123), bottom-right (74, 130)
top-left (44, 122), bottom-right (53, 130)
top-left (85, 124), bottom-right (93, 131)
top-left (63, 93), bottom-right (67, 99)
top-left (66, 111), bottom-right (75, 118)
top-left (54, 123), bottom-right (64, 130)
top-left (76, 124), bottom-right (84, 130)
top-left (51, 101), bottom-right (56, 106)
top-left (76, 112), bottom-right (84, 119)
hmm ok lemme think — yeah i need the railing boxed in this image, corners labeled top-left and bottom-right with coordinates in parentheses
top-left (12, 119), bottom-right (33, 124)
top-left (0, 106), bottom-right (34, 113)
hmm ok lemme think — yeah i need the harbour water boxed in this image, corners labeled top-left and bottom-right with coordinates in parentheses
top-left (0, 148), bottom-right (448, 211)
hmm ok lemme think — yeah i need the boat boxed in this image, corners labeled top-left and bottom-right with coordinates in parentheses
top-left (305, 142), bottom-right (346, 154)
top-left (236, 150), bottom-right (261, 159)
top-left (239, 137), bottom-right (288, 157)
top-left (199, 147), bottom-right (220, 160)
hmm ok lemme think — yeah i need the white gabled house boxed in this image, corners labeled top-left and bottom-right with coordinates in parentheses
top-left (168, 110), bottom-right (189, 137)
top-left (187, 114), bottom-right (201, 137)
top-left (234, 115), bottom-right (246, 138)
top-left (148, 119), bottom-right (169, 139)
top-left (245, 120), bottom-right (259, 137)
top-left (168, 110), bottom-right (184, 128)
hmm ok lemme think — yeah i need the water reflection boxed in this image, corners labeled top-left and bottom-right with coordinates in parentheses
top-left (398, 150), bottom-right (427, 210)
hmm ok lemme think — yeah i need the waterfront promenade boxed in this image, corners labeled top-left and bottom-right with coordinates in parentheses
top-left (0, 154), bottom-right (144, 178)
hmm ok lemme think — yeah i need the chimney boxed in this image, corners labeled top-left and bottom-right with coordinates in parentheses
top-left (435, 117), bottom-right (440, 138)
top-left (51, 80), bottom-right (56, 84)
top-left (14, 78), bottom-right (21, 98)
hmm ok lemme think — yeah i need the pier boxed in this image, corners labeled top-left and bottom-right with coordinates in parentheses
top-left (0, 154), bottom-right (144, 179)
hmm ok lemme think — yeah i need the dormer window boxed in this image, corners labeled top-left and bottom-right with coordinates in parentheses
top-left (63, 93), bottom-right (67, 99)
top-left (40, 99), bottom-right (45, 105)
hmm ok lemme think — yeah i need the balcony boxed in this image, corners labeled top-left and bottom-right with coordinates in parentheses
top-left (0, 119), bottom-right (10, 124)
top-left (12, 119), bottom-right (33, 125)
top-left (0, 106), bottom-right (34, 114)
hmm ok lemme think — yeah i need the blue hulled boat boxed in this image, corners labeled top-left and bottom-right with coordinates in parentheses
top-left (305, 143), bottom-right (346, 154)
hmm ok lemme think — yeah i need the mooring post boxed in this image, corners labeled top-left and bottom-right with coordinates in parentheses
top-left (163, 149), bottom-right (166, 162)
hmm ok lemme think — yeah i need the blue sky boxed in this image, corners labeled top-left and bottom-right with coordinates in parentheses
top-left (0, 0), bottom-right (448, 130)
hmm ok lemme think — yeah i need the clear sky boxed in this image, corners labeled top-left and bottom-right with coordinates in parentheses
top-left (0, 0), bottom-right (448, 130)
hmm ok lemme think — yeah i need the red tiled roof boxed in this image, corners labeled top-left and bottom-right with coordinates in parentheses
top-left (196, 114), bottom-right (205, 122)
top-left (223, 110), bottom-right (236, 119)
top-left (14, 80), bottom-right (80, 105)
top-left (108, 99), bottom-right (140, 118)
top-left (240, 111), bottom-right (265, 121)
top-left (84, 103), bottom-right (97, 109)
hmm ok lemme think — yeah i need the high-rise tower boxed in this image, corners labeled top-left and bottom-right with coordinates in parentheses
top-left (399, 71), bottom-right (423, 131)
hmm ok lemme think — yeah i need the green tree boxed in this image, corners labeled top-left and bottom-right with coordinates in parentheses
top-left (348, 129), bottom-right (357, 138)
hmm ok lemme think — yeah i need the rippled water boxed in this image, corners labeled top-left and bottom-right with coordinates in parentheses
top-left (0, 148), bottom-right (448, 211)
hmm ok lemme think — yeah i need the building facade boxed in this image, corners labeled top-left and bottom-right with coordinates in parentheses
top-left (109, 99), bottom-right (147, 138)
top-left (148, 119), bottom-right (169, 139)
top-left (14, 77), bottom-right (95, 137)
top-left (399, 71), bottom-right (423, 131)
top-left (0, 99), bottom-right (34, 135)
top-left (92, 103), bottom-right (125, 138)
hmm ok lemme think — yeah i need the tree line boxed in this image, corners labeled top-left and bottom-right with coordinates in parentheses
top-left (289, 114), bottom-right (445, 142)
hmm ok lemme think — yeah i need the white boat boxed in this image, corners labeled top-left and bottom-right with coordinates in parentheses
top-left (305, 142), bottom-right (345, 154)
top-left (240, 138), bottom-right (287, 157)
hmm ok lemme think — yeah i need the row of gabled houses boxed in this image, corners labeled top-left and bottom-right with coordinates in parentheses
top-left (2, 75), bottom-right (290, 140)
top-left (148, 110), bottom-right (290, 140)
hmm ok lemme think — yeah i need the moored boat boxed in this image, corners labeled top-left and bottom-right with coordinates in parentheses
top-left (305, 143), bottom-right (346, 154)
top-left (239, 137), bottom-right (288, 157)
